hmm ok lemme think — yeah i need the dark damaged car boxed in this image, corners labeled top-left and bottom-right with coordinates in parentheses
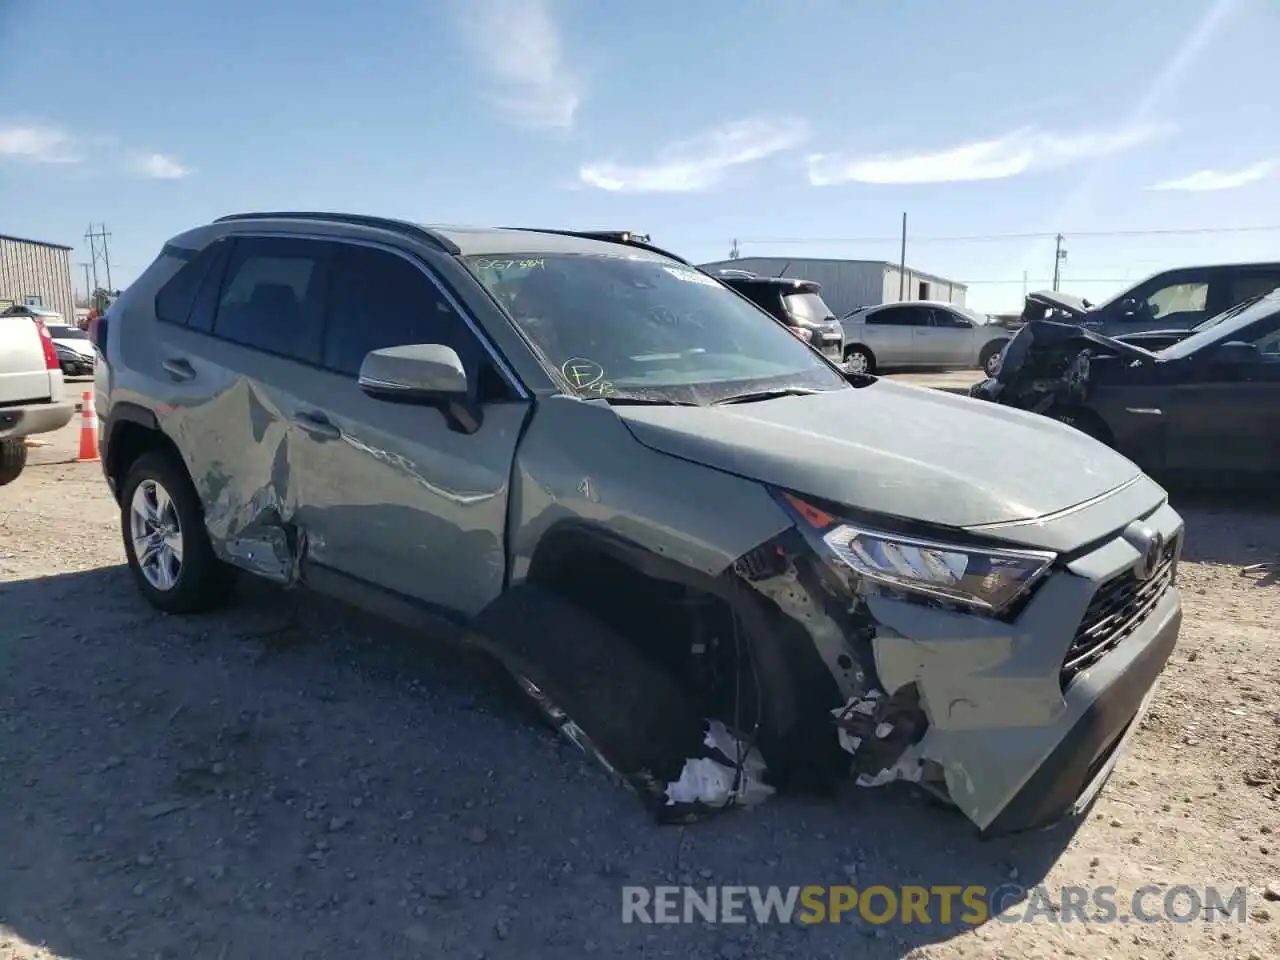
top-left (970, 292), bottom-right (1280, 482)
top-left (94, 213), bottom-right (1185, 837)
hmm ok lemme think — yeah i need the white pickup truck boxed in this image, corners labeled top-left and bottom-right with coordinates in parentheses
top-left (0, 310), bottom-right (75, 484)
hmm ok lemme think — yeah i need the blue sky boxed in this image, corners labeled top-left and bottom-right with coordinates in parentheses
top-left (2, 0), bottom-right (1278, 312)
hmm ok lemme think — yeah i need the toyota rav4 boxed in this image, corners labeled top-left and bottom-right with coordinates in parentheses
top-left (94, 212), bottom-right (1184, 835)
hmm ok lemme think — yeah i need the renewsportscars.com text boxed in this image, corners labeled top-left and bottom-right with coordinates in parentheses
top-left (621, 884), bottom-right (1250, 926)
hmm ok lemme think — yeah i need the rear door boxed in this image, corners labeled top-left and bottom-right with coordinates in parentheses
top-left (859, 304), bottom-right (930, 365)
top-left (150, 234), bottom-right (336, 581)
top-left (288, 241), bottom-right (530, 618)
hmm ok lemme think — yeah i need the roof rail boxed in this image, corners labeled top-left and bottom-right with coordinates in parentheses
top-left (213, 212), bottom-right (461, 255)
top-left (502, 227), bottom-right (692, 266)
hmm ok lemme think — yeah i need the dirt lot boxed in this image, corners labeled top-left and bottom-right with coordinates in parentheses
top-left (1, 412), bottom-right (1277, 960)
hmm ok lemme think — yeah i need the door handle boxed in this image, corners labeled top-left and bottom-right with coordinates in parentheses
top-left (161, 357), bottom-right (196, 382)
top-left (295, 409), bottom-right (341, 440)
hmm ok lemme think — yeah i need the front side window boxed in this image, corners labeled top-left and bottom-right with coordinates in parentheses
top-left (464, 254), bottom-right (846, 402)
top-left (210, 238), bottom-right (331, 363)
top-left (866, 306), bottom-right (930, 327)
top-left (322, 245), bottom-right (472, 376)
top-left (1145, 281), bottom-right (1208, 318)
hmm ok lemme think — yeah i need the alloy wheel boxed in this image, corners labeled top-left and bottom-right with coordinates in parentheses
top-left (129, 478), bottom-right (184, 591)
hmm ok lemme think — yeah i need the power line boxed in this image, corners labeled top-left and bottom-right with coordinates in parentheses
top-left (735, 224), bottom-right (1280, 246)
top-left (961, 277), bottom-right (1133, 285)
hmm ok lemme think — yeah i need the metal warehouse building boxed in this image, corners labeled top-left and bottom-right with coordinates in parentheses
top-left (699, 256), bottom-right (967, 320)
top-left (0, 233), bottom-right (77, 324)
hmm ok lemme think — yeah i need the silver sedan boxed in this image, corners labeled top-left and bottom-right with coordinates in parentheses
top-left (841, 301), bottom-right (1011, 376)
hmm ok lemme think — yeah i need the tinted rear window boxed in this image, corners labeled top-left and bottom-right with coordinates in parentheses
top-left (155, 246), bottom-right (215, 325)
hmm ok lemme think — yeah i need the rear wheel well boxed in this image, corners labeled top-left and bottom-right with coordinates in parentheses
top-left (107, 421), bottom-right (185, 497)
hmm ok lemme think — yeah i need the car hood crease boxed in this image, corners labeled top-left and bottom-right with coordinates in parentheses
top-left (612, 381), bottom-right (1142, 529)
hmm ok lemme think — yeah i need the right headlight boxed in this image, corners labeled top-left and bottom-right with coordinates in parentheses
top-left (822, 524), bottom-right (1055, 614)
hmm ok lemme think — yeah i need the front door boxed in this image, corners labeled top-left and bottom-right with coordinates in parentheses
top-left (288, 242), bottom-right (531, 619)
top-left (916, 307), bottom-right (975, 365)
top-left (1164, 317), bottom-right (1280, 476)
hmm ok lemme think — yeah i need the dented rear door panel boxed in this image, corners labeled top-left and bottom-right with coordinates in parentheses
top-left (157, 334), bottom-right (317, 584)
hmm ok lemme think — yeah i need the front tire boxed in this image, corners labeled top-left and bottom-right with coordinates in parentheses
top-left (0, 438), bottom-right (28, 486)
top-left (120, 450), bottom-right (235, 614)
top-left (979, 340), bottom-right (1008, 376)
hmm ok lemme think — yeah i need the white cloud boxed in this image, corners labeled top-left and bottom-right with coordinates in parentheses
top-left (808, 122), bottom-right (1171, 186)
top-left (456, 0), bottom-right (581, 130)
top-left (0, 123), bottom-right (79, 163)
top-left (130, 152), bottom-right (193, 179)
top-left (580, 117), bottom-right (810, 193)
top-left (1147, 161), bottom-right (1274, 192)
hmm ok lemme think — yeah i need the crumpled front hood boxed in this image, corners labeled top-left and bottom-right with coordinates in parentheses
top-left (1025, 290), bottom-right (1092, 319)
top-left (612, 381), bottom-right (1142, 529)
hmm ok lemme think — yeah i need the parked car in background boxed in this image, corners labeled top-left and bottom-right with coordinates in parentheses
top-left (713, 271), bottom-right (846, 367)
top-left (1022, 260), bottom-right (1280, 337)
top-left (45, 322), bottom-right (96, 376)
top-left (840, 300), bottom-right (1011, 375)
top-left (0, 307), bottom-right (74, 484)
top-left (95, 211), bottom-right (1184, 836)
top-left (969, 290), bottom-right (1280, 483)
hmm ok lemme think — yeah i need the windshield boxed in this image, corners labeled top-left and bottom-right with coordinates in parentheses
top-left (464, 253), bottom-right (848, 403)
top-left (47, 325), bottom-right (88, 339)
top-left (1158, 292), bottom-right (1280, 360)
top-left (782, 291), bottom-right (835, 324)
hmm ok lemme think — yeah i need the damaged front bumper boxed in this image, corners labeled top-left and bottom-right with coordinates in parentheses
top-left (741, 493), bottom-right (1183, 837)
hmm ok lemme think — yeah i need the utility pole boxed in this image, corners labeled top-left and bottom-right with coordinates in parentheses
top-left (100, 223), bottom-right (113, 292)
top-left (78, 262), bottom-right (91, 303)
top-left (1051, 233), bottom-right (1066, 291)
top-left (897, 212), bottom-right (907, 300)
top-left (84, 223), bottom-right (113, 294)
top-left (728, 238), bottom-right (740, 260)
top-left (84, 225), bottom-right (100, 293)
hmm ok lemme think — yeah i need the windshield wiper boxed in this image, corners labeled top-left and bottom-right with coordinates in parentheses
top-left (1198, 292), bottom-right (1269, 329)
top-left (713, 387), bottom-right (822, 405)
top-left (601, 396), bottom-right (698, 407)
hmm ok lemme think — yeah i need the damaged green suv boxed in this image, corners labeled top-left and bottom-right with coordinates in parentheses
top-left (94, 213), bottom-right (1184, 836)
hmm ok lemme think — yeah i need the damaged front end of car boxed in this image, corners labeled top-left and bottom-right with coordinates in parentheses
top-left (968, 318), bottom-right (1159, 415)
top-left (702, 481), bottom-right (1184, 837)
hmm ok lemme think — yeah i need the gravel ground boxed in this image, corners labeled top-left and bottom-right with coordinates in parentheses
top-left (1, 419), bottom-right (1277, 960)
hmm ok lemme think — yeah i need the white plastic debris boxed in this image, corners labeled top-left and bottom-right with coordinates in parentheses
top-left (664, 720), bottom-right (775, 809)
top-left (831, 692), bottom-right (881, 756)
top-left (855, 752), bottom-right (925, 788)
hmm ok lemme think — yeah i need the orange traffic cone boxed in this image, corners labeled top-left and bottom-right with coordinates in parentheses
top-left (78, 391), bottom-right (99, 462)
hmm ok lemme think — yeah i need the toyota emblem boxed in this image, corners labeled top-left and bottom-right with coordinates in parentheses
top-left (1136, 532), bottom-right (1165, 580)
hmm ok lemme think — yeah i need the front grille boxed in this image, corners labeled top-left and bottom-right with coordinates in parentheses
top-left (1060, 539), bottom-right (1178, 689)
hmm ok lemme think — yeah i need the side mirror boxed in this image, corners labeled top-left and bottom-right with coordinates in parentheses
top-left (357, 343), bottom-right (482, 433)
top-left (1119, 297), bottom-right (1140, 316)
top-left (1213, 340), bottom-right (1261, 365)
